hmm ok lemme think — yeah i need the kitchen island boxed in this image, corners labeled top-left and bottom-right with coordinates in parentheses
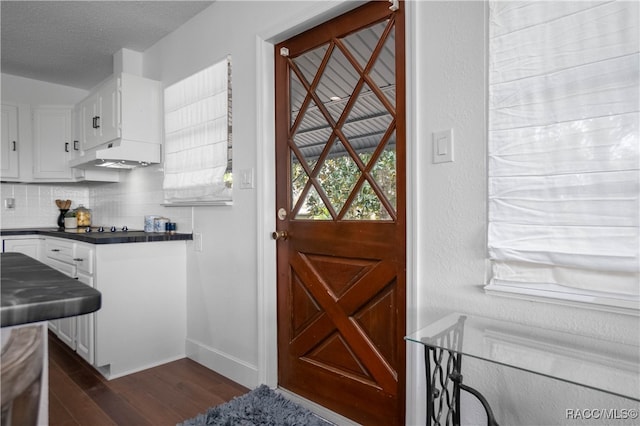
top-left (1, 252), bottom-right (102, 327)
top-left (1, 252), bottom-right (102, 426)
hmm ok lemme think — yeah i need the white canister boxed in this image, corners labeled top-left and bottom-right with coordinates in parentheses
top-left (144, 215), bottom-right (159, 232)
top-left (154, 217), bottom-right (169, 233)
top-left (64, 217), bottom-right (77, 229)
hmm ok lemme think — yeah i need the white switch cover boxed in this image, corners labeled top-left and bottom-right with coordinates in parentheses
top-left (239, 168), bottom-right (255, 189)
top-left (194, 233), bottom-right (203, 252)
top-left (432, 129), bottom-right (454, 163)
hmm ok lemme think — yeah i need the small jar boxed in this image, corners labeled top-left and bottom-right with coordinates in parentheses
top-left (76, 205), bottom-right (92, 227)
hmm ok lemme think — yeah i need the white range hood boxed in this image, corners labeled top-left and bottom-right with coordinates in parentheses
top-left (69, 139), bottom-right (161, 170)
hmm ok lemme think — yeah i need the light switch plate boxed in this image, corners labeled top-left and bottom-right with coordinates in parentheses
top-left (194, 233), bottom-right (203, 252)
top-left (239, 168), bottom-right (255, 189)
top-left (432, 129), bottom-right (454, 163)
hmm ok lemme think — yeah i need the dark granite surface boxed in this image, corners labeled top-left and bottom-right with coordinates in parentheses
top-left (1, 252), bottom-right (102, 327)
top-left (1, 228), bottom-right (192, 244)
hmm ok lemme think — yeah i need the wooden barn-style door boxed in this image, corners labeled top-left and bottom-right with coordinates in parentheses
top-left (274, 2), bottom-right (406, 424)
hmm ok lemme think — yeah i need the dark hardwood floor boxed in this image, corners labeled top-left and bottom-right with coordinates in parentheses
top-left (48, 331), bottom-right (250, 425)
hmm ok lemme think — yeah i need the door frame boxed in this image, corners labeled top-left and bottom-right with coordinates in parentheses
top-left (254, 1), bottom-right (419, 423)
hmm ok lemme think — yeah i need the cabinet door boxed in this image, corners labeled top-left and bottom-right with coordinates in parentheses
top-left (72, 104), bottom-right (83, 155)
top-left (81, 95), bottom-right (98, 150)
top-left (74, 243), bottom-right (94, 275)
top-left (42, 247), bottom-right (78, 351)
top-left (33, 106), bottom-right (74, 179)
top-left (48, 319), bottom-right (60, 334)
top-left (98, 78), bottom-right (119, 144)
top-left (3, 238), bottom-right (41, 260)
top-left (1, 104), bottom-right (19, 179)
top-left (76, 272), bottom-right (95, 364)
top-left (82, 78), bottom-right (118, 151)
top-left (56, 316), bottom-right (77, 350)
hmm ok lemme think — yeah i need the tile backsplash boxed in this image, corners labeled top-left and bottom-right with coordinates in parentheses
top-left (1, 165), bottom-right (192, 232)
top-left (0, 182), bottom-right (90, 228)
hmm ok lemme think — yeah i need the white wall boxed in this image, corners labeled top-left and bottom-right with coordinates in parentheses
top-left (141, 0), bottom-right (343, 388)
top-left (412, 2), bottom-right (639, 425)
top-left (1, 74), bottom-right (88, 105)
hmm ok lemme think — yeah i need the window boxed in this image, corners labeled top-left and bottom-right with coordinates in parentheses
top-left (163, 56), bottom-right (232, 205)
top-left (485, 1), bottom-right (639, 312)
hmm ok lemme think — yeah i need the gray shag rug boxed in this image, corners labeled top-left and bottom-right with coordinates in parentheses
top-left (177, 385), bottom-right (330, 426)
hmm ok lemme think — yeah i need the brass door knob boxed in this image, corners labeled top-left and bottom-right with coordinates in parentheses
top-left (271, 230), bottom-right (288, 241)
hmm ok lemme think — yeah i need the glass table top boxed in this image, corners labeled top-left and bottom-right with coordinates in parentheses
top-left (405, 312), bottom-right (640, 402)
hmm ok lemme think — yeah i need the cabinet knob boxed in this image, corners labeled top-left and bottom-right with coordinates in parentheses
top-left (12, 141), bottom-right (16, 151)
top-left (73, 258), bottom-right (83, 262)
top-left (65, 142), bottom-right (70, 152)
top-left (51, 249), bottom-right (60, 252)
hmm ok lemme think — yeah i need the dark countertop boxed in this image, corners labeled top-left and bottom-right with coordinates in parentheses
top-left (1, 228), bottom-right (192, 244)
top-left (1, 252), bottom-right (102, 327)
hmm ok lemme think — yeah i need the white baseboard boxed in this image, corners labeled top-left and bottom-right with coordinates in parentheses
top-left (98, 353), bottom-right (186, 380)
top-left (185, 338), bottom-right (258, 389)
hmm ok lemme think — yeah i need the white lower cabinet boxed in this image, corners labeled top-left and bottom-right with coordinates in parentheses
top-left (92, 241), bottom-right (186, 379)
top-left (36, 236), bottom-right (186, 379)
top-left (42, 239), bottom-right (93, 356)
top-left (3, 234), bottom-right (186, 379)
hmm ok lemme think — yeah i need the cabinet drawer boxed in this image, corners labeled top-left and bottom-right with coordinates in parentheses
top-left (45, 257), bottom-right (76, 278)
top-left (45, 239), bottom-right (75, 264)
top-left (74, 244), bottom-right (94, 275)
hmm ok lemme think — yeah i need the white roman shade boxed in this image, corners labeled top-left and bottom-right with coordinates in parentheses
top-left (163, 56), bottom-right (232, 204)
top-left (486, 1), bottom-right (639, 310)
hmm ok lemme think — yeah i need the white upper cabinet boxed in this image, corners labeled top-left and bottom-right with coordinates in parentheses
top-left (81, 77), bottom-right (118, 151)
top-left (1, 104), bottom-right (19, 179)
top-left (78, 73), bottom-right (161, 152)
top-left (32, 106), bottom-right (75, 180)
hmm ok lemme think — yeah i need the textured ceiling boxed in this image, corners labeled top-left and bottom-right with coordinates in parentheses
top-left (1, 1), bottom-right (215, 90)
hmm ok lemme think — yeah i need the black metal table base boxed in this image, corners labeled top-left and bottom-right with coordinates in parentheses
top-left (423, 316), bottom-right (499, 426)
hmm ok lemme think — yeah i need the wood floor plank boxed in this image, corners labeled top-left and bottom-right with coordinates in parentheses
top-left (107, 383), bottom-right (186, 426)
top-left (145, 364), bottom-right (231, 405)
top-left (48, 332), bottom-right (250, 425)
top-left (110, 366), bottom-right (211, 419)
top-left (108, 373), bottom-right (193, 425)
top-left (49, 357), bottom-right (116, 425)
top-left (70, 368), bottom-right (152, 426)
top-left (48, 336), bottom-right (85, 375)
top-left (48, 392), bottom-right (80, 426)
